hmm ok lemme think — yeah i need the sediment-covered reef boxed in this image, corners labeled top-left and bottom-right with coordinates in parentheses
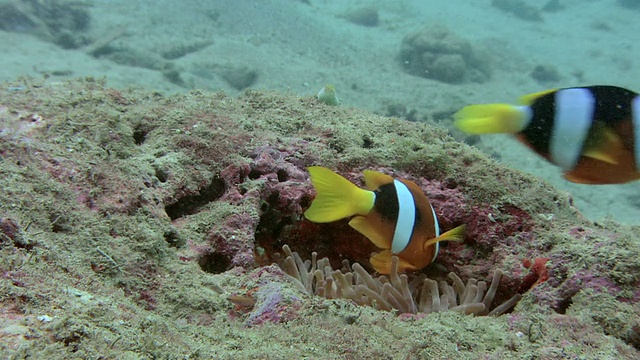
top-left (0, 78), bottom-right (638, 358)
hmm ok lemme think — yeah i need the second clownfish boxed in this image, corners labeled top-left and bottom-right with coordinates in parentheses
top-left (454, 85), bottom-right (640, 184)
top-left (303, 166), bottom-right (465, 274)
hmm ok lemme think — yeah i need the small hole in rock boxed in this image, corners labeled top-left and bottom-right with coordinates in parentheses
top-left (300, 194), bottom-right (312, 209)
top-left (248, 169), bottom-right (261, 180)
top-left (50, 213), bottom-right (70, 233)
top-left (276, 169), bottom-right (289, 182)
top-left (165, 177), bottom-right (226, 220)
top-left (198, 252), bottom-right (231, 274)
top-left (163, 228), bottom-right (183, 248)
top-left (133, 128), bottom-right (147, 145)
top-left (444, 180), bottom-right (458, 189)
top-left (362, 136), bottom-right (373, 149)
top-left (155, 167), bottom-right (168, 183)
top-left (554, 296), bottom-right (573, 314)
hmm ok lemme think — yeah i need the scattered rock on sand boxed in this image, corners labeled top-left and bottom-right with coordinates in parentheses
top-left (399, 24), bottom-right (491, 83)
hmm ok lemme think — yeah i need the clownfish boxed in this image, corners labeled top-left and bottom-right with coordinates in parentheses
top-left (454, 85), bottom-right (640, 184)
top-left (303, 166), bottom-right (465, 274)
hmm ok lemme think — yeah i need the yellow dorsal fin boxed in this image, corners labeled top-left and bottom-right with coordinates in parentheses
top-left (304, 166), bottom-right (375, 223)
top-left (423, 225), bottom-right (466, 250)
top-left (362, 170), bottom-right (393, 190)
top-left (454, 104), bottom-right (529, 134)
top-left (518, 89), bottom-right (557, 105)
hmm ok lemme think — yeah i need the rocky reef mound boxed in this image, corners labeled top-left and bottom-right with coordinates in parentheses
top-left (0, 78), bottom-right (638, 358)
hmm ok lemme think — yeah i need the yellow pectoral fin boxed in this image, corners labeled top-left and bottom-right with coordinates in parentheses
top-left (582, 127), bottom-right (622, 165)
top-left (349, 216), bottom-right (391, 250)
top-left (423, 224), bottom-right (466, 250)
top-left (396, 257), bottom-right (420, 273)
top-left (370, 250), bottom-right (393, 274)
top-left (371, 251), bottom-right (420, 274)
top-left (582, 149), bottom-right (618, 165)
top-left (454, 104), bottom-right (528, 134)
top-left (304, 166), bottom-right (375, 223)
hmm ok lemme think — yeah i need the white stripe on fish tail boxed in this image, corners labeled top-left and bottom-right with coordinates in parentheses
top-left (391, 180), bottom-right (416, 254)
top-left (515, 105), bottom-right (534, 131)
top-left (633, 96), bottom-right (640, 172)
top-left (430, 204), bottom-right (440, 263)
top-left (550, 88), bottom-right (595, 170)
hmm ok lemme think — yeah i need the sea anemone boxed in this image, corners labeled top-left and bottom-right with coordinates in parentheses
top-left (278, 245), bottom-right (521, 316)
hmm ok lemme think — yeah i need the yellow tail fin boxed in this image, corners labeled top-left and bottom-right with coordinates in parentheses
top-left (454, 104), bottom-right (529, 134)
top-left (304, 166), bottom-right (375, 223)
top-left (423, 224), bottom-right (466, 250)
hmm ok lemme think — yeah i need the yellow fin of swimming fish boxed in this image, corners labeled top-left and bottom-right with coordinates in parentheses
top-left (582, 126), bottom-right (621, 165)
top-left (518, 89), bottom-right (557, 105)
top-left (370, 250), bottom-right (418, 274)
top-left (454, 104), bottom-right (528, 134)
top-left (422, 225), bottom-right (466, 251)
top-left (304, 166), bottom-right (375, 223)
top-left (362, 170), bottom-right (393, 191)
top-left (349, 216), bottom-right (391, 250)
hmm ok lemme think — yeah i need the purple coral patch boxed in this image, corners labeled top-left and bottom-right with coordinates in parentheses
top-left (193, 142), bottom-right (318, 272)
top-left (245, 282), bottom-right (302, 326)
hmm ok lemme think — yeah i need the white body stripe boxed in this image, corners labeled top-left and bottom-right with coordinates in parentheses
top-left (633, 96), bottom-right (640, 171)
top-left (429, 204), bottom-right (440, 262)
top-left (391, 180), bottom-right (415, 254)
top-left (550, 88), bottom-right (595, 170)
